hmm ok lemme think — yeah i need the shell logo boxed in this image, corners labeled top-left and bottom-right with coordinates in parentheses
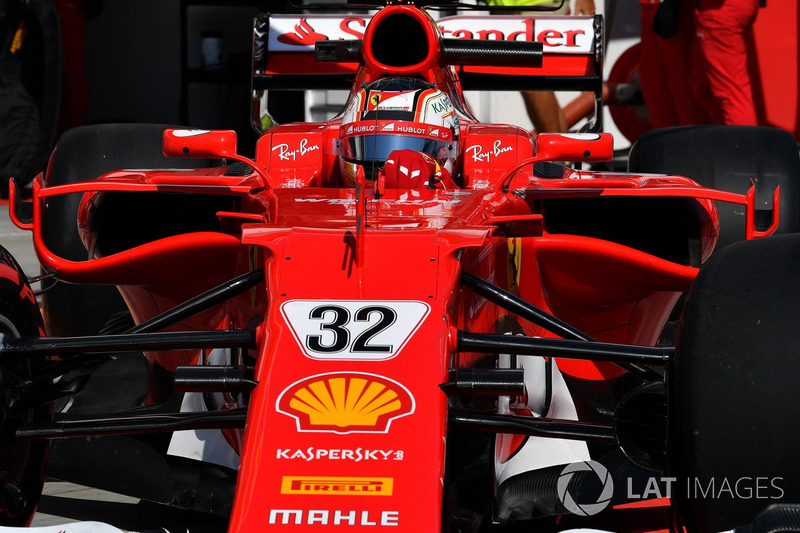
top-left (277, 372), bottom-right (415, 434)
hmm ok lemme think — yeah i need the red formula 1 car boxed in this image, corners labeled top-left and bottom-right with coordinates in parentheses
top-left (2, 1), bottom-right (800, 532)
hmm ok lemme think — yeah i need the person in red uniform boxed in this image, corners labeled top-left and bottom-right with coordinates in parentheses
top-left (641, 0), bottom-right (759, 127)
top-left (639, 0), bottom-right (707, 127)
top-left (689, 0), bottom-right (759, 125)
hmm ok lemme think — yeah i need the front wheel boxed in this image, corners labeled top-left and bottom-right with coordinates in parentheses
top-left (0, 247), bottom-right (49, 526)
top-left (672, 234), bottom-right (800, 531)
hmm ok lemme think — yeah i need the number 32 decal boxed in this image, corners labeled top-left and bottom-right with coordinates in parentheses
top-left (281, 300), bottom-right (431, 361)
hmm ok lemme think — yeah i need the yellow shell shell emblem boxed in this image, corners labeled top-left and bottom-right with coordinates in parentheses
top-left (278, 372), bottom-right (415, 433)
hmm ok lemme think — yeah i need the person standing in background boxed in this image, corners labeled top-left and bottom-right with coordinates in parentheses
top-left (689, 0), bottom-right (759, 125)
top-left (640, 0), bottom-right (760, 128)
top-left (639, 0), bottom-right (707, 127)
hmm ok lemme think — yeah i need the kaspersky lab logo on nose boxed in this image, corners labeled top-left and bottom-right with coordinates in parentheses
top-left (557, 460), bottom-right (614, 516)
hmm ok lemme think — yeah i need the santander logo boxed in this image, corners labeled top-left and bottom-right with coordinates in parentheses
top-left (270, 15), bottom-right (368, 52)
top-left (269, 15), bottom-right (594, 54)
top-left (438, 16), bottom-right (594, 53)
top-left (276, 18), bottom-right (328, 46)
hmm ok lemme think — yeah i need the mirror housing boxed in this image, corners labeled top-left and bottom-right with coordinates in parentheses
top-left (163, 129), bottom-right (238, 159)
top-left (535, 132), bottom-right (614, 162)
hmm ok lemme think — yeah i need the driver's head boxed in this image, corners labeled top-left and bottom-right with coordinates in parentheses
top-left (338, 77), bottom-right (460, 186)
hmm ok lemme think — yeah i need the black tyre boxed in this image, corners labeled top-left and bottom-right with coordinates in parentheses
top-left (672, 234), bottom-right (800, 531)
top-left (628, 125), bottom-right (800, 250)
top-left (42, 124), bottom-right (217, 336)
top-left (0, 247), bottom-right (49, 526)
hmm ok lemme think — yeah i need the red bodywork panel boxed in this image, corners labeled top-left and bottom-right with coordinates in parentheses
top-left (12, 171), bottom-right (738, 530)
top-left (10, 163), bottom-right (759, 532)
top-left (6, 4), bottom-right (779, 532)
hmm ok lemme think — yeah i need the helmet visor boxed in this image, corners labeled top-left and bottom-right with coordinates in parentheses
top-left (345, 134), bottom-right (451, 165)
top-left (340, 120), bottom-right (454, 182)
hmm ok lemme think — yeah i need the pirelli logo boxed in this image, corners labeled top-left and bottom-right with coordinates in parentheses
top-left (281, 476), bottom-right (393, 496)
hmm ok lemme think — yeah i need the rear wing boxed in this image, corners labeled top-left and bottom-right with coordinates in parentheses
top-left (251, 12), bottom-right (603, 130)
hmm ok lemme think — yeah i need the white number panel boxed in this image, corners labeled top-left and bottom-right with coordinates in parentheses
top-left (281, 300), bottom-right (431, 361)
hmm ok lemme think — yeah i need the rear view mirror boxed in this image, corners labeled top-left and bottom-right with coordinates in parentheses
top-left (535, 132), bottom-right (614, 162)
top-left (163, 129), bottom-right (238, 159)
top-left (495, 132), bottom-right (614, 190)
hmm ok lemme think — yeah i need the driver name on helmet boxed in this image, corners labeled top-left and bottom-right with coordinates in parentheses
top-left (339, 77), bottom-right (460, 186)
